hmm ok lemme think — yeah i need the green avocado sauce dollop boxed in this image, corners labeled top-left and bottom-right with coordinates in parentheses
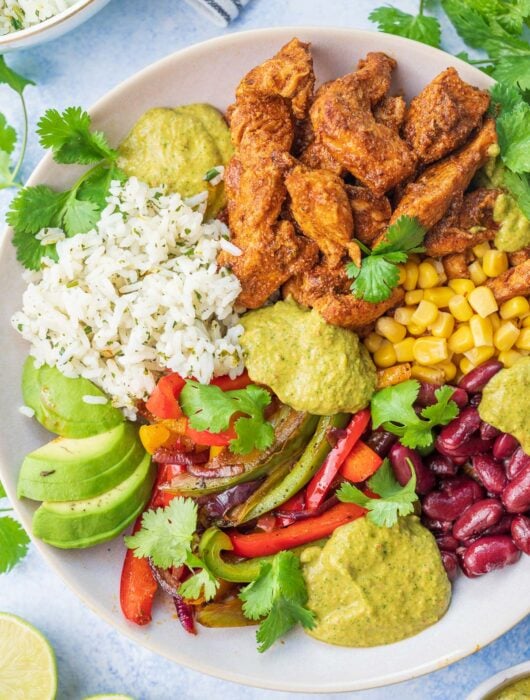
top-left (240, 298), bottom-right (376, 415)
top-left (300, 515), bottom-right (451, 647)
top-left (488, 677), bottom-right (530, 700)
top-left (479, 357), bottom-right (530, 455)
top-left (117, 104), bottom-right (233, 219)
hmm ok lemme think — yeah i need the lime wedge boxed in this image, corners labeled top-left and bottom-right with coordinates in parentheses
top-left (83, 696), bottom-right (134, 700)
top-left (0, 612), bottom-right (57, 700)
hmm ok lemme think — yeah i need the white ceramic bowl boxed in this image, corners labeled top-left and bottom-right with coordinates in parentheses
top-left (1, 27), bottom-right (529, 693)
top-left (0, 0), bottom-right (110, 52)
top-left (467, 661), bottom-right (530, 699)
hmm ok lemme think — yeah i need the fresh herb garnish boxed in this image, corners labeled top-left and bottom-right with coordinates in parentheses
top-left (370, 380), bottom-right (459, 449)
top-left (337, 458), bottom-right (418, 527)
top-left (204, 167), bottom-right (220, 182)
top-left (369, 1), bottom-right (441, 48)
top-left (180, 381), bottom-right (275, 455)
top-left (346, 216), bottom-right (426, 303)
top-left (0, 479), bottom-right (30, 574)
top-left (239, 550), bottom-right (315, 653)
top-left (124, 497), bottom-right (218, 601)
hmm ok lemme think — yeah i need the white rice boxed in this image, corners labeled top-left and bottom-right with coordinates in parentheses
top-left (0, 0), bottom-right (76, 34)
top-left (12, 177), bottom-right (245, 419)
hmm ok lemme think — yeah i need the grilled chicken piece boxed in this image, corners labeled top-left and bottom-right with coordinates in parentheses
top-left (403, 68), bottom-right (490, 165)
top-left (346, 185), bottom-right (392, 246)
top-left (509, 247), bottom-right (530, 266)
top-left (424, 188), bottom-right (501, 256)
top-left (284, 163), bottom-right (360, 266)
top-left (486, 259), bottom-right (530, 303)
top-left (442, 253), bottom-right (471, 280)
top-left (374, 118), bottom-right (498, 246)
top-left (284, 259), bottom-right (404, 330)
top-left (236, 38), bottom-right (315, 120)
top-left (309, 52), bottom-right (417, 196)
top-left (374, 95), bottom-right (407, 132)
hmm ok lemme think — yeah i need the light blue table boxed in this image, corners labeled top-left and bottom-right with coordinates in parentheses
top-left (0, 1), bottom-right (529, 698)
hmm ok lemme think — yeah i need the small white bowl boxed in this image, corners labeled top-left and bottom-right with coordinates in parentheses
top-left (0, 0), bottom-right (110, 52)
top-left (467, 661), bottom-right (530, 699)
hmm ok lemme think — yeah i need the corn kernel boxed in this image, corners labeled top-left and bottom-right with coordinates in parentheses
top-left (397, 264), bottom-right (407, 285)
top-left (423, 287), bottom-right (455, 308)
top-left (523, 316), bottom-right (530, 328)
top-left (448, 278), bottom-right (475, 296)
top-left (498, 349), bottom-right (523, 368)
top-left (482, 249), bottom-right (509, 277)
top-left (411, 299), bottom-right (439, 326)
top-left (469, 314), bottom-right (494, 347)
top-left (432, 259), bottom-right (447, 284)
top-left (468, 286), bottom-right (499, 318)
top-left (472, 241), bottom-right (491, 259)
top-left (489, 312), bottom-right (501, 332)
top-left (494, 321), bottom-right (520, 352)
top-left (407, 321), bottom-right (427, 336)
top-left (448, 325), bottom-right (474, 354)
top-left (437, 360), bottom-right (457, 382)
top-left (411, 364), bottom-right (445, 384)
top-left (429, 311), bottom-right (455, 338)
top-left (515, 328), bottom-right (530, 351)
top-left (364, 332), bottom-right (383, 353)
top-left (373, 340), bottom-right (397, 368)
top-left (464, 346), bottom-right (496, 366)
top-left (403, 261), bottom-right (419, 291)
top-left (500, 296), bottom-right (530, 320)
top-left (469, 261), bottom-right (488, 285)
top-left (460, 357), bottom-right (476, 375)
top-left (394, 337), bottom-right (416, 363)
top-left (375, 316), bottom-right (407, 344)
top-left (413, 336), bottom-right (449, 364)
top-left (418, 261), bottom-right (440, 289)
top-left (448, 294), bottom-right (474, 322)
top-left (394, 306), bottom-right (416, 325)
top-left (405, 290), bottom-right (424, 305)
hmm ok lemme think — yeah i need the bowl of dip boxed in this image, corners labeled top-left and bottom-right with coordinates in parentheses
top-left (467, 661), bottom-right (530, 699)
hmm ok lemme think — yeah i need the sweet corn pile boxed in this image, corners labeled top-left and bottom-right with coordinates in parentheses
top-left (366, 243), bottom-right (530, 388)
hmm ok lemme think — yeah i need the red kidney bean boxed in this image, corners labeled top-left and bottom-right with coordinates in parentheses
top-left (457, 360), bottom-right (503, 393)
top-left (451, 387), bottom-right (469, 410)
top-left (440, 551), bottom-right (459, 581)
top-left (389, 443), bottom-right (436, 495)
top-left (422, 482), bottom-right (481, 522)
top-left (480, 421), bottom-right (501, 440)
top-left (365, 429), bottom-right (397, 458)
top-left (436, 533), bottom-right (459, 551)
top-left (511, 514), bottom-right (530, 555)
top-left (483, 513), bottom-right (513, 536)
top-left (426, 453), bottom-right (458, 477)
top-left (436, 436), bottom-right (494, 460)
top-left (472, 454), bottom-right (507, 495)
top-left (452, 499), bottom-right (504, 542)
top-left (506, 447), bottom-right (530, 480)
top-left (442, 475), bottom-right (485, 502)
top-left (493, 434), bottom-right (519, 461)
top-left (422, 516), bottom-right (454, 533)
top-left (461, 535), bottom-right (521, 576)
top-left (469, 393), bottom-right (482, 407)
top-left (502, 465), bottom-right (530, 513)
top-left (437, 407), bottom-right (481, 451)
top-left (416, 382), bottom-right (441, 407)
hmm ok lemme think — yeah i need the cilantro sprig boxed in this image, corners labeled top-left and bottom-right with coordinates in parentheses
top-left (337, 459), bottom-right (418, 527)
top-left (180, 381), bottom-right (275, 455)
top-left (346, 216), bottom-right (426, 303)
top-left (239, 550), bottom-right (315, 653)
top-left (124, 497), bottom-right (219, 602)
top-left (7, 106), bottom-right (125, 271)
top-left (0, 479), bottom-right (30, 574)
top-left (370, 380), bottom-right (459, 449)
top-left (369, 0), bottom-right (441, 48)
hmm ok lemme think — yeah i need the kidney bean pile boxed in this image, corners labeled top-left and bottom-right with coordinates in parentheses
top-left (365, 359), bottom-right (530, 581)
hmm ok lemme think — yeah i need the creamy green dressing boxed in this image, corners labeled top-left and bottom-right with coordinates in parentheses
top-left (488, 677), bottom-right (530, 700)
top-left (300, 515), bottom-right (451, 647)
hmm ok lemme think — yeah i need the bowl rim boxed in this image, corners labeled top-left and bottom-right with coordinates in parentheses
top-left (466, 661), bottom-right (530, 699)
top-left (2, 25), bottom-right (529, 693)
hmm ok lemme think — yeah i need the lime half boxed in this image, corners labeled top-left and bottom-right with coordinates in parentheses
top-left (0, 612), bottom-right (57, 700)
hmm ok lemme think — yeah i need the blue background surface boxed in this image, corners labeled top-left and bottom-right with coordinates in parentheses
top-left (0, 1), bottom-right (529, 698)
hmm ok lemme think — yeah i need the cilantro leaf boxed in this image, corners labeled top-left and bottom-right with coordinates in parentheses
top-left (490, 82), bottom-right (525, 113)
top-left (77, 164), bottom-right (126, 210)
top-left (239, 551), bottom-right (315, 652)
top-left (496, 102), bottom-right (530, 173)
top-left (347, 216), bottom-right (426, 303)
top-left (493, 54), bottom-right (530, 90)
top-left (0, 516), bottom-right (30, 573)
top-left (421, 385), bottom-right (460, 425)
top-left (0, 113), bottom-right (16, 156)
top-left (179, 566), bottom-right (219, 601)
top-left (0, 56), bottom-right (35, 95)
top-left (337, 459), bottom-right (418, 528)
top-left (37, 107), bottom-right (117, 165)
top-left (369, 6), bottom-right (441, 48)
top-left (503, 170), bottom-right (530, 220)
top-left (180, 381), bottom-right (274, 455)
top-left (62, 194), bottom-right (100, 236)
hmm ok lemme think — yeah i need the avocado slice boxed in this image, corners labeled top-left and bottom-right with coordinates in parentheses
top-left (18, 423), bottom-right (145, 502)
top-left (22, 357), bottom-right (123, 438)
top-left (32, 452), bottom-right (155, 549)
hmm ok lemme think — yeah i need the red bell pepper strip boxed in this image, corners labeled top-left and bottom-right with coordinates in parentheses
top-left (229, 502), bottom-right (366, 558)
top-left (184, 421), bottom-right (238, 447)
top-left (305, 409), bottom-right (371, 511)
top-left (276, 490), bottom-right (306, 528)
top-left (146, 373), bottom-right (185, 420)
top-left (211, 371), bottom-right (251, 392)
top-left (340, 440), bottom-right (383, 483)
top-left (120, 516), bottom-right (158, 625)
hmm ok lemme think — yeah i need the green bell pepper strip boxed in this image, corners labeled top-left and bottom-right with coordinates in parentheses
top-left (232, 413), bottom-right (350, 524)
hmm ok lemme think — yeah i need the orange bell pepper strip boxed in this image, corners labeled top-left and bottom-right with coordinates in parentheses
top-left (340, 440), bottom-right (383, 483)
top-left (146, 373), bottom-right (185, 419)
top-left (305, 409), bottom-right (371, 511)
top-left (229, 502), bottom-right (366, 558)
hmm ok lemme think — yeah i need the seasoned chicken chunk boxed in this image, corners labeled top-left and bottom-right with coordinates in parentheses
top-left (509, 247), bottom-right (530, 266)
top-left (310, 53), bottom-right (417, 195)
top-left (236, 38), bottom-right (315, 119)
top-left (346, 185), bottom-right (392, 246)
top-left (442, 253), bottom-right (471, 280)
top-left (374, 95), bottom-right (407, 132)
top-left (486, 259), bottom-right (530, 303)
top-left (403, 68), bottom-right (490, 164)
